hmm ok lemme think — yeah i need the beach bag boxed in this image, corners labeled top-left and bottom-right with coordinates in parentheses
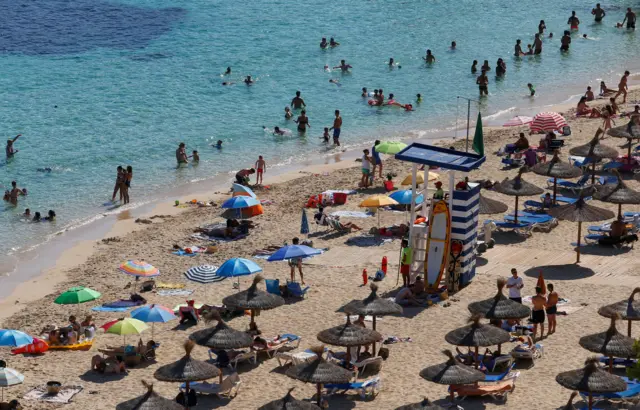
top-left (374, 270), bottom-right (385, 281)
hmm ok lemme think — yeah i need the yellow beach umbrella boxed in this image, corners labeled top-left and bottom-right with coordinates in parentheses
top-left (359, 195), bottom-right (399, 227)
top-left (401, 172), bottom-right (439, 185)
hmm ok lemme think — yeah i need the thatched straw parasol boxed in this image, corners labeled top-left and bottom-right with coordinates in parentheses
top-left (548, 196), bottom-right (615, 263)
top-left (285, 346), bottom-right (353, 406)
top-left (569, 129), bottom-right (620, 184)
top-left (222, 274), bottom-right (285, 327)
top-left (468, 278), bottom-right (532, 321)
top-left (598, 287), bottom-right (640, 336)
top-left (579, 314), bottom-right (634, 372)
top-left (593, 170), bottom-right (640, 219)
top-left (343, 283), bottom-right (402, 353)
top-left (257, 387), bottom-right (320, 410)
top-left (556, 357), bottom-right (626, 410)
top-left (607, 119), bottom-right (640, 165)
top-left (419, 349), bottom-right (485, 403)
top-left (478, 194), bottom-right (509, 215)
top-left (154, 340), bottom-right (220, 409)
top-left (493, 168), bottom-right (544, 223)
top-left (395, 397), bottom-right (446, 410)
top-left (116, 380), bottom-right (183, 410)
top-left (316, 316), bottom-right (382, 363)
top-left (532, 151), bottom-right (583, 204)
top-left (444, 315), bottom-right (510, 368)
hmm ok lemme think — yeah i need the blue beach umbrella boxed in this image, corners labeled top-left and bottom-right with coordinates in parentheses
top-left (389, 190), bottom-right (424, 205)
top-left (0, 330), bottom-right (33, 347)
top-left (131, 304), bottom-right (177, 338)
top-left (300, 209), bottom-right (309, 235)
top-left (221, 196), bottom-right (260, 209)
top-left (267, 245), bottom-right (322, 262)
top-left (232, 183), bottom-right (257, 198)
top-left (216, 258), bottom-right (262, 288)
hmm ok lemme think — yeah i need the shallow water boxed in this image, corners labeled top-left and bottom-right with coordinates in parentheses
top-left (0, 0), bottom-right (639, 256)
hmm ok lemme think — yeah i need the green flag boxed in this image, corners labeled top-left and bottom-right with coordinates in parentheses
top-left (472, 112), bottom-right (484, 156)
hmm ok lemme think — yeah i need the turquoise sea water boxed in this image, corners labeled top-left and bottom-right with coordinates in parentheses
top-left (0, 0), bottom-right (639, 257)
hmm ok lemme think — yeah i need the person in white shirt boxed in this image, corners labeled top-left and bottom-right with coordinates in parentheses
top-left (506, 268), bottom-right (524, 303)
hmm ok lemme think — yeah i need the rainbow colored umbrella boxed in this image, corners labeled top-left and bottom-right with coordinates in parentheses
top-left (118, 260), bottom-right (160, 278)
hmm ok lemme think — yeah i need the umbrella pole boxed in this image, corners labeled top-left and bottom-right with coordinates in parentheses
top-left (317, 383), bottom-right (322, 406)
top-left (474, 346), bottom-right (479, 369)
top-left (553, 178), bottom-right (558, 205)
top-left (619, 204), bottom-right (622, 220)
top-left (514, 197), bottom-right (519, 224)
top-left (589, 393), bottom-right (593, 410)
top-left (591, 162), bottom-right (596, 185)
top-left (449, 389), bottom-right (455, 403)
top-left (610, 356), bottom-right (614, 373)
top-left (218, 365), bottom-right (223, 384)
top-left (576, 222), bottom-right (582, 263)
top-left (250, 310), bottom-right (255, 327)
top-left (185, 381), bottom-right (190, 410)
top-left (372, 316), bottom-right (377, 355)
top-left (497, 343), bottom-right (501, 355)
top-left (629, 320), bottom-right (632, 338)
top-left (629, 140), bottom-right (633, 164)
top-left (377, 210), bottom-right (380, 229)
top-left (152, 323), bottom-right (155, 340)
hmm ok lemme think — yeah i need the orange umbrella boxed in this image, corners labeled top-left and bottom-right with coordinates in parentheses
top-left (536, 271), bottom-right (546, 295)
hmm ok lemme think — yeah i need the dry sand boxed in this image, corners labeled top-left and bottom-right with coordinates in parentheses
top-left (3, 90), bottom-right (640, 409)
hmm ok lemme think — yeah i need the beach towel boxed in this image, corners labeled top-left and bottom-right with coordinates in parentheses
top-left (190, 233), bottom-right (248, 242)
top-left (102, 300), bottom-right (144, 308)
top-left (330, 210), bottom-right (373, 218)
top-left (91, 306), bottom-right (130, 312)
top-left (158, 289), bottom-right (194, 297)
top-left (383, 336), bottom-right (413, 344)
top-left (23, 385), bottom-right (83, 404)
top-left (346, 235), bottom-right (392, 247)
top-left (523, 296), bottom-right (570, 305)
top-left (156, 282), bottom-right (186, 289)
top-left (172, 250), bottom-right (198, 256)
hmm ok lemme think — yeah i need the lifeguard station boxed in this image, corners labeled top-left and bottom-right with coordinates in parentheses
top-left (394, 143), bottom-right (485, 293)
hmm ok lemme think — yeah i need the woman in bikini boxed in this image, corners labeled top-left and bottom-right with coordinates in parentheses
top-left (295, 110), bottom-right (310, 134)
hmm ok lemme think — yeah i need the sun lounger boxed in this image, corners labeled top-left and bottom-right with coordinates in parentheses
top-left (253, 334), bottom-right (301, 358)
top-left (484, 366), bottom-right (518, 383)
top-left (569, 156), bottom-right (596, 168)
top-left (510, 343), bottom-right (544, 360)
top-left (598, 356), bottom-right (637, 367)
top-left (180, 373), bottom-right (241, 398)
top-left (523, 200), bottom-right (557, 211)
top-left (208, 349), bottom-right (256, 370)
top-left (265, 279), bottom-right (280, 296)
top-left (324, 376), bottom-right (381, 399)
top-left (276, 348), bottom-right (320, 367)
top-left (450, 374), bottom-right (519, 402)
top-left (287, 282), bottom-right (309, 298)
top-left (490, 221), bottom-right (533, 237)
top-left (353, 356), bottom-right (383, 379)
top-left (548, 174), bottom-right (591, 193)
top-left (584, 234), bottom-right (606, 244)
top-left (503, 215), bottom-right (557, 232)
top-left (580, 379), bottom-right (640, 401)
top-left (328, 218), bottom-right (354, 234)
top-left (505, 212), bottom-right (552, 221)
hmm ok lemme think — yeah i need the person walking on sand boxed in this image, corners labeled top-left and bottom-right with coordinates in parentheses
top-left (5, 134), bottom-right (21, 159)
top-left (371, 140), bottom-right (383, 179)
top-left (254, 155), bottom-right (266, 185)
top-left (476, 70), bottom-right (489, 96)
top-left (615, 71), bottom-right (630, 104)
top-left (361, 149), bottom-right (372, 188)
top-left (329, 110), bottom-right (342, 146)
top-left (546, 283), bottom-right (559, 335)
top-left (623, 8), bottom-right (636, 29)
top-left (568, 11), bottom-right (580, 30)
top-left (592, 3), bottom-right (606, 22)
top-left (289, 237), bottom-right (305, 285)
top-left (531, 286), bottom-right (546, 341)
top-left (400, 239), bottom-right (413, 288)
top-left (506, 268), bottom-right (524, 303)
top-left (291, 91), bottom-right (306, 109)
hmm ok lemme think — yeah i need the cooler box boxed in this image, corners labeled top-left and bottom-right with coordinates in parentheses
top-left (333, 193), bottom-right (347, 205)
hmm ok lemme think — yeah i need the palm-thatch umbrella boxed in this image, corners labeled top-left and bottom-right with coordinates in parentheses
top-left (444, 315), bottom-right (510, 368)
top-left (222, 274), bottom-right (285, 329)
top-left (607, 119), bottom-right (640, 164)
top-left (569, 129), bottom-right (620, 184)
top-left (478, 194), bottom-right (509, 215)
top-left (154, 340), bottom-right (221, 410)
top-left (343, 283), bottom-right (402, 353)
top-left (598, 287), bottom-right (640, 337)
top-left (548, 196), bottom-right (615, 263)
top-left (468, 278), bottom-right (532, 322)
top-left (116, 380), bottom-right (183, 410)
top-left (579, 314), bottom-right (634, 372)
top-left (258, 387), bottom-right (320, 410)
top-left (285, 346), bottom-right (353, 406)
top-left (493, 168), bottom-right (544, 223)
top-left (532, 151), bottom-right (583, 204)
top-left (556, 357), bottom-right (626, 410)
top-left (593, 170), bottom-right (640, 219)
top-left (419, 350), bottom-right (485, 403)
top-left (396, 397), bottom-right (446, 410)
top-left (316, 316), bottom-right (382, 364)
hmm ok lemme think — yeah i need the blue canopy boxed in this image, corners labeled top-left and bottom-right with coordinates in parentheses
top-left (389, 190), bottom-right (424, 205)
top-left (221, 196), bottom-right (260, 209)
top-left (395, 143), bottom-right (485, 172)
top-left (131, 304), bottom-right (177, 323)
top-left (216, 258), bottom-right (262, 277)
top-left (267, 245), bottom-right (322, 261)
top-left (0, 329), bottom-right (33, 347)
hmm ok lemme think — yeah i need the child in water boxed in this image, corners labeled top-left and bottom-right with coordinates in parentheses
top-left (215, 140), bottom-right (223, 149)
top-left (416, 94), bottom-right (423, 103)
top-left (191, 150), bottom-right (199, 162)
top-left (361, 87), bottom-right (368, 97)
top-left (322, 128), bottom-right (330, 143)
top-left (528, 83), bottom-right (536, 96)
top-left (284, 107), bottom-right (293, 119)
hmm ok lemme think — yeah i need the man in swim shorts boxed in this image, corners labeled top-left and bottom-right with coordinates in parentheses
top-left (330, 110), bottom-right (342, 146)
top-left (9, 181), bottom-right (25, 206)
top-left (568, 11), bottom-right (580, 30)
top-left (176, 143), bottom-right (188, 164)
top-left (615, 70), bottom-right (630, 104)
top-left (592, 3), bottom-right (606, 22)
top-left (254, 155), bottom-right (266, 185)
top-left (531, 286), bottom-right (546, 341)
top-left (333, 60), bottom-right (351, 71)
top-left (235, 168), bottom-right (255, 185)
top-left (623, 8), bottom-right (636, 29)
top-left (291, 91), bottom-right (306, 109)
top-left (476, 70), bottom-right (489, 96)
top-left (5, 134), bottom-right (21, 159)
top-left (546, 283), bottom-right (558, 335)
top-left (533, 33), bottom-right (542, 54)
top-left (400, 239), bottom-right (413, 288)
top-left (560, 31), bottom-right (571, 51)
top-left (371, 140), bottom-right (382, 179)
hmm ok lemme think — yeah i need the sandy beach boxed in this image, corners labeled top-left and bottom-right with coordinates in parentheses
top-left (3, 89), bottom-right (640, 410)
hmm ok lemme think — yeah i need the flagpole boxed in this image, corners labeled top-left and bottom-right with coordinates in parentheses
top-left (456, 96), bottom-right (480, 152)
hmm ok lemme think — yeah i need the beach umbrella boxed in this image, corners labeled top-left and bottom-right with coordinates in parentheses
top-left (216, 258), bottom-right (262, 288)
top-left (593, 170), bottom-right (640, 218)
top-left (232, 183), bottom-right (257, 198)
top-left (579, 315), bottom-right (634, 373)
top-left (131, 304), bottom-right (177, 338)
top-left (401, 172), bottom-right (439, 186)
top-left (0, 330), bottom-right (33, 347)
top-left (598, 287), bottom-right (640, 337)
top-left (467, 278), bottom-right (531, 321)
top-left (536, 271), bottom-right (547, 295)
top-left (492, 168), bottom-right (544, 223)
top-left (503, 116), bottom-right (533, 127)
top-left (529, 111), bottom-right (567, 132)
top-left (258, 387), bottom-right (321, 410)
top-left (54, 287), bottom-right (101, 314)
top-left (118, 260), bottom-right (160, 278)
top-left (359, 195), bottom-right (399, 228)
top-left (556, 357), bottom-right (626, 410)
top-left (570, 129), bottom-right (620, 184)
top-left (184, 265), bottom-right (223, 284)
top-left (419, 349), bottom-right (485, 403)
top-left (300, 209), bottom-right (309, 236)
top-left (477, 193), bottom-right (508, 215)
top-left (396, 398), bottom-right (446, 410)
top-left (389, 190), bottom-right (424, 205)
top-left (267, 245), bottom-right (322, 262)
top-left (221, 204), bottom-right (264, 220)
top-left (316, 315), bottom-right (383, 364)
top-left (532, 152), bottom-right (583, 204)
top-left (285, 346), bottom-right (353, 406)
top-left (189, 310), bottom-right (253, 350)
top-left (222, 275), bottom-right (285, 328)
top-left (154, 340), bottom-right (220, 409)
top-left (548, 196), bottom-right (615, 263)
top-left (221, 195), bottom-right (260, 209)
top-left (102, 317), bottom-right (149, 346)
top-left (607, 120), bottom-right (640, 164)
top-left (0, 366), bottom-right (24, 401)
top-left (116, 380), bottom-right (182, 410)
top-left (375, 141), bottom-right (407, 155)
top-left (343, 283), bottom-right (402, 353)
top-left (444, 315), bottom-right (510, 368)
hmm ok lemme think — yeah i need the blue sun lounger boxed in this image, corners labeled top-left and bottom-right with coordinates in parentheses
top-left (598, 356), bottom-right (637, 367)
top-left (504, 214), bottom-right (554, 224)
top-left (580, 378), bottom-right (640, 401)
top-left (584, 234), bottom-right (606, 244)
top-left (547, 174), bottom-right (591, 191)
top-left (325, 376), bottom-right (381, 399)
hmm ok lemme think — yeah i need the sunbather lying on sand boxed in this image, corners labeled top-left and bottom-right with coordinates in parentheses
top-left (91, 355), bottom-right (126, 374)
top-left (396, 287), bottom-right (426, 306)
top-left (102, 339), bottom-right (156, 356)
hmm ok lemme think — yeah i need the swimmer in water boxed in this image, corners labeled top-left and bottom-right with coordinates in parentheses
top-left (222, 81), bottom-right (235, 86)
top-left (549, 32), bottom-right (554, 38)
top-left (320, 37), bottom-right (328, 48)
top-left (329, 79), bottom-right (341, 86)
top-left (23, 208), bottom-right (30, 217)
top-left (284, 106), bottom-right (293, 119)
top-left (273, 126), bottom-right (286, 136)
top-left (324, 65), bottom-right (330, 71)
top-left (291, 91), bottom-right (306, 109)
top-left (37, 167), bottom-right (52, 172)
top-left (361, 87), bottom-right (368, 97)
top-left (514, 39), bottom-right (524, 57)
top-left (568, 11), bottom-right (580, 30)
top-left (416, 93), bottom-right (422, 103)
top-left (322, 127), bottom-right (330, 143)
top-left (33, 212), bottom-right (41, 222)
top-left (388, 57), bottom-right (395, 66)
top-left (528, 83), bottom-right (536, 96)
top-left (583, 34), bottom-right (588, 39)
top-left (423, 49), bottom-right (435, 63)
top-left (45, 210), bottom-right (56, 221)
top-left (224, 67), bottom-right (231, 75)
top-left (592, 4), bottom-right (606, 22)
top-left (471, 60), bottom-right (478, 73)
top-left (215, 140), bottom-right (223, 149)
top-left (333, 60), bottom-right (352, 71)
top-left (244, 75), bottom-right (254, 84)
top-left (329, 37), bottom-right (340, 47)
top-left (451, 41), bottom-right (456, 49)
top-left (6, 134), bottom-right (21, 159)
top-left (191, 150), bottom-right (199, 162)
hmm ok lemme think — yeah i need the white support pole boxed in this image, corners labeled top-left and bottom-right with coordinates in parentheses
top-left (422, 167), bottom-right (429, 218)
top-left (409, 164), bottom-right (418, 240)
top-left (448, 171), bottom-right (455, 209)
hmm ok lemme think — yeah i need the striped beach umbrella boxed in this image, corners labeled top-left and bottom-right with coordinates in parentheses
top-left (0, 367), bottom-right (24, 401)
top-left (184, 265), bottom-right (223, 284)
top-left (0, 330), bottom-right (33, 347)
top-left (118, 260), bottom-right (160, 278)
top-left (300, 209), bottom-right (309, 235)
top-left (503, 116), bottom-right (533, 127)
top-left (529, 112), bottom-right (567, 132)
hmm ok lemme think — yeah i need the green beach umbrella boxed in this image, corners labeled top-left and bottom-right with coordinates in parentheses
top-left (54, 286), bottom-right (101, 305)
top-left (472, 112), bottom-right (484, 156)
top-left (375, 141), bottom-right (408, 155)
top-left (101, 317), bottom-right (149, 346)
